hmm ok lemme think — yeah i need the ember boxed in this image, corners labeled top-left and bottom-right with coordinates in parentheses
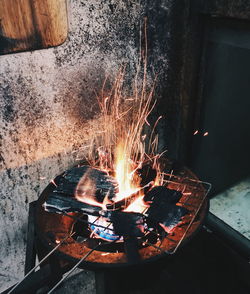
top-left (40, 166), bottom-right (210, 262)
top-left (145, 186), bottom-right (189, 233)
top-left (43, 164), bottom-right (206, 244)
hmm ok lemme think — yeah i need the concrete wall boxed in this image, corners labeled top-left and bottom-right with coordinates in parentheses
top-left (0, 0), bottom-right (187, 291)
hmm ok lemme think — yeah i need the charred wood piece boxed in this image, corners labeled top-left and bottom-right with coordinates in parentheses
top-left (54, 166), bottom-right (118, 202)
top-left (159, 206), bottom-right (189, 231)
top-left (63, 166), bottom-right (91, 183)
top-left (53, 180), bottom-right (77, 196)
top-left (44, 194), bottom-right (145, 238)
top-left (105, 191), bottom-right (140, 210)
top-left (101, 210), bottom-right (145, 237)
top-left (106, 182), bottom-right (152, 211)
top-left (144, 186), bottom-right (182, 203)
top-left (147, 204), bottom-right (189, 233)
top-left (145, 186), bottom-right (189, 232)
top-left (43, 194), bottom-right (102, 216)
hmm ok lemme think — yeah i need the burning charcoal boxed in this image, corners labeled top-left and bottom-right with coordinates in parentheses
top-left (43, 194), bottom-right (101, 216)
top-left (144, 186), bottom-right (182, 204)
top-left (106, 188), bottom-right (142, 211)
top-left (54, 166), bottom-right (118, 203)
top-left (147, 204), bottom-right (188, 233)
top-left (95, 174), bottom-right (118, 202)
top-left (63, 166), bottom-right (95, 183)
top-left (102, 211), bottom-right (145, 237)
top-left (53, 178), bottom-right (77, 196)
top-left (106, 181), bottom-right (153, 211)
top-left (74, 167), bottom-right (118, 202)
top-left (145, 186), bottom-right (188, 232)
top-left (160, 206), bottom-right (189, 232)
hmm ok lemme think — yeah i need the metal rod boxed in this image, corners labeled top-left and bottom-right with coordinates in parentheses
top-left (143, 240), bottom-right (166, 254)
top-left (47, 239), bottom-right (116, 293)
top-left (7, 232), bottom-right (74, 294)
top-left (47, 245), bottom-right (99, 293)
top-left (24, 201), bottom-right (36, 275)
top-left (8, 213), bottom-right (102, 294)
top-left (61, 210), bottom-right (116, 232)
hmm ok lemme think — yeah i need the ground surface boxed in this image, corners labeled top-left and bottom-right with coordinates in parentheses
top-left (210, 177), bottom-right (250, 240)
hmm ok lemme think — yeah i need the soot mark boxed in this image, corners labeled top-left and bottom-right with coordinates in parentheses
top-left (2, 85), bottom-right (16, 123)
top-left (53, 1), bottom-right (142, 68)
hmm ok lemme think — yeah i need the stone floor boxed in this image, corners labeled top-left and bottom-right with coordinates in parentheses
top-left (53, 269), bottom-right (95, 294)
top-left (210, 176), bottom-right (250, 240)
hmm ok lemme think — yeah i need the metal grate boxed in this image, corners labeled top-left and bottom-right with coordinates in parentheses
top-left (55, 172), bottom-right (211, 255)
top-left (158, 173), bottom-right (211, 254)
top-left (8, 172), bottom-right (210, 294)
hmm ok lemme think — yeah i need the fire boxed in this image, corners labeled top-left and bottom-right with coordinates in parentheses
top-left (124, 195), bottom-right (149, 213)
top-left (114, 141), bottom-right (139, 201)
top-left (76, 26), bottom-right (164, 216)
top-left (75, 169), bottom-right (102, 207)
top-left (74, 62), bottom-right (163, 212)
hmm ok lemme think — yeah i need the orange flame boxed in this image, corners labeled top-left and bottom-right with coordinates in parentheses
top-left (114, 141), bottom-right (139, 201)
top-left (75, 168), bottom-right (102, 207)
top-left (124, 195), bottom-right (149, 213)
top-left (76, 24), bottom-right (165, 214)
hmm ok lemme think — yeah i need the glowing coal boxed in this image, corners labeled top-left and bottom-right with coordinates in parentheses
top-left (43, 165), bottom-right (189, 242)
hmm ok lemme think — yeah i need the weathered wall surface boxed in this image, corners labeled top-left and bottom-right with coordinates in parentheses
top-left (0, 0), bottom-right (187, 291)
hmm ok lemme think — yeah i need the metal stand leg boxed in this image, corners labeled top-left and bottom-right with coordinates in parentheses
top-left (25, 201), bottom-right (37, 274)
top-left (2, 201), bottom-right (71, 294)
top-left (95, 271), bottom-right (128, 294)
